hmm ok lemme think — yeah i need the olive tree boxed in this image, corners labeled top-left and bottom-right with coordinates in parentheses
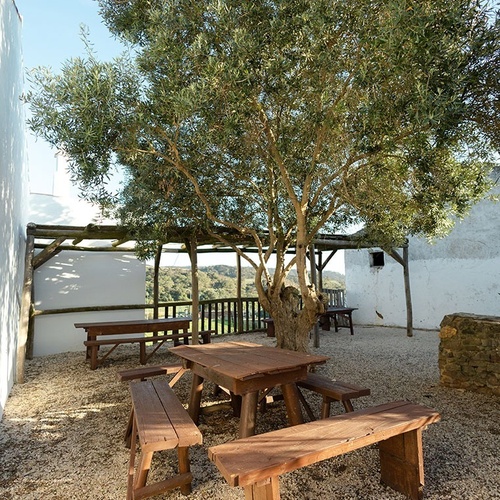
top-left (26, 0), bottom-right (499, 351)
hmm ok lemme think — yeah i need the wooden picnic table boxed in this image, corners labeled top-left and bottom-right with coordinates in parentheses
top-left (75, 317), bottom-right (192, 369)
top-left (170, 341), bottom-right (328, 438)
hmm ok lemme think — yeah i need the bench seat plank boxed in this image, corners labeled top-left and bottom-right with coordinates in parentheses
top-left (208, 400), bottom-right (440, 490)
top-left (297, 373), bottom-right (370, 401)
top-left (117, 363), bottom-right (185, 383)
top-left (297, 372), bottom-right (370, 417)
top-left (131, 381), bottom-right (181, 452)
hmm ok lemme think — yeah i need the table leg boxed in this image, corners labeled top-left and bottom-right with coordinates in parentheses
top-left (348, 313), bottom-right (354, 335)
top-left (239, 391), bottom-right (259, 438)
top-left (188, 373), bottom-right (204, 425)
top-left (333, 314), bottom-right (339, 332)
top-left (281, 383), bottom-right (304, 426)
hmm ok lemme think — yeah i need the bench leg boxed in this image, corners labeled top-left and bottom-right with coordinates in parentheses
top-left (134, 451), bottom-right (154, 493)
top-left (177, 447), bottom-right (192, 495)
top-left (127, 417), bottom-right (138, 500)
top-left (379, 428), bottom-right (425, 500)
top-left (124, 407), bottom-right (134, 448)
top-left (244, 477), bottom-right (280, 500)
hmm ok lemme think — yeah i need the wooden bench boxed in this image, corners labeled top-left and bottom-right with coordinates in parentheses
top-left (118, 363), bottom-right (186, 384)
top-left (119, 363), bottom-right (188, 445)
top-left (319, 306), bottom-right (358, 335)
top-left (127, 379), bottom-right (202, 499)
top-left (296, 372), bottom-right (370, 418)
top-left (84, 330), bottom-right (213, 370)
top-left (208, 401), bottom-right (440, 500)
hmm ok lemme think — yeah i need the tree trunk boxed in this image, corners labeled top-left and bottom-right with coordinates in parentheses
top-left (254, 241), bottom-right (324, 353)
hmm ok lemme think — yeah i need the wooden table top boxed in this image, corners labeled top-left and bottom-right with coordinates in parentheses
top-left (325, 306), bottom-right (357, 313)
top-left (74, 317), bottom-right (191, 334)
top-left (170, 341), bottom-right (328, 382)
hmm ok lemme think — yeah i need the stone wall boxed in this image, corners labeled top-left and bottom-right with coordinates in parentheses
top-left (439, 313), bottom-right (500, 396)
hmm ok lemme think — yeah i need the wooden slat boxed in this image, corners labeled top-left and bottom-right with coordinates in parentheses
top-left (117, 364), bottom-right (184, 382)
top-left (152, 380), bottom-right (202, 448)
top-left (297, 373), bottom-right (370, 401)
top-left (208, 401), bottom-right (441, 487)
top-left (130, 381), bottom-right (179, 452)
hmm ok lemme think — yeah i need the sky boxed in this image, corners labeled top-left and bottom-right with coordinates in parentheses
top-left (15, 0), bottom-right (345, 273)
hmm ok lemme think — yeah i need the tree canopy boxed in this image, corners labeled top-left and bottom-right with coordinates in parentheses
top-left (25, 0), bottom-right (499, 350)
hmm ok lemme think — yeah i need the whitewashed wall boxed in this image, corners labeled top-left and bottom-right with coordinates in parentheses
top-left (0, 0), bottom-right (27, 419)
top-left (346, 172), bottom-right (500, 330)
top-left (33, 251), bottom-right (145, 356)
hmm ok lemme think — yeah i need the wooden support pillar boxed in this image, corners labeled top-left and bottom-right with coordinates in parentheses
top-left (387, 245), bottom-right (413, 338)
top-left (186, 235), bottom-right (199, 342)
top-left (16, 233), bottom-right (35, 383)
top-left (403, 246), bottom-right (413, 338)
top-left (236, 253), bottom-right (243, 333)
top-left (153, 244), bottom-right (162, 319)
top-left (309, 244), bottom-right (320, 348)
top-left (317, 250), bottom-right (323, 295)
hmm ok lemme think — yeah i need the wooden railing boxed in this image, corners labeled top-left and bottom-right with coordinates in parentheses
top-left (153, 289), bottom-right (344, 335)
top-left (152, 297), bottom-right (268, 336)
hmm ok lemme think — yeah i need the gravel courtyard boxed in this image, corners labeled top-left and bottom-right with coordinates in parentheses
top-left (1, 326), bottom-right (498, 499)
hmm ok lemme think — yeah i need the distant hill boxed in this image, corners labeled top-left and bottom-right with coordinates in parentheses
top-left (145, 265), bottom-right (345, 302)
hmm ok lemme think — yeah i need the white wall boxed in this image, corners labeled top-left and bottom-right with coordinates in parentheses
top-left (33, 251), bottom-right (146, 356)
top-left (346, 173), bottom-right (500, 330)
top-left (0, 0), bottom-right (27, 419)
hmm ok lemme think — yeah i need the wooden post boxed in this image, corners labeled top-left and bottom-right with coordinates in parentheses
top-left (317, 250), bottom-right (323, 296)
top-left (153, 244), bottom-right (162, 319)
top-left (16, 233), bottom-right (35, 383)
top-left (186, 235), bottom-right (199, 342)
top-left (403, 245), bottom-right (413, 338)
top-left (236, 253), bottom-right (243, 333)
top-left (309, 244), bottom-right (320, 348)
top-left (387, 246), bottom-right (413, 338)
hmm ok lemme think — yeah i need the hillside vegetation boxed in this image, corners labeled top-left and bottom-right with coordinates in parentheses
top-left (145, 265), bottom-right (345, 303)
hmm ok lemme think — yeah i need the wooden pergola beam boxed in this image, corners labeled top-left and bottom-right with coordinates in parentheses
top-left (32, 236), bottom-right (66, 269)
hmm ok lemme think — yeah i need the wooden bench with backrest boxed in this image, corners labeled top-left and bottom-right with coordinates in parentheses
top-left (208, 400), bottom-right (441, 500)
top-left (84, 330), bottom-right (213, 370)
top-left (296, 372), bottom-right (370, 418)
top-left (127, 379), bottom-right (202, 499)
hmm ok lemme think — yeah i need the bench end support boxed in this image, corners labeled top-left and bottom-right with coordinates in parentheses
top-left (379, 428), bottom-right (425, 500)
top-left (244, 477), bottom-right (280, 500)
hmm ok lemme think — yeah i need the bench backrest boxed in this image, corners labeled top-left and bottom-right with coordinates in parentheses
top-left (208, 400), bottom-right (440, 487)
top-left (130, 379), bottom-right (202, 452)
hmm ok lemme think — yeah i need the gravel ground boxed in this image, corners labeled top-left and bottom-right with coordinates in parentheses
top-left (0, 326), bottom-right (499, 500)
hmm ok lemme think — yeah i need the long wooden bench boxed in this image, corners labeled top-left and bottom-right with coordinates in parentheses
top-left (208, 400), bottom-right (441, 500)
top-left (127, 379), bottom-right (202, 499)
top-left (296, 372), bottom-right (370, 418)
top-left (84, 330), bottom-right (213, 370)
